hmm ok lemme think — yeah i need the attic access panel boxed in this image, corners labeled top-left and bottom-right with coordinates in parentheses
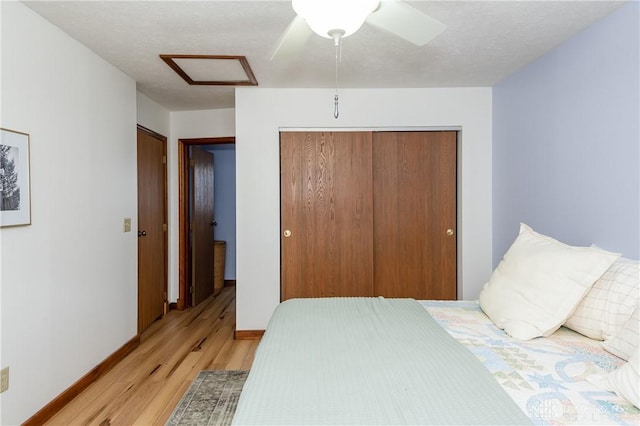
top-left (160, 54), bottom-right (258, 86)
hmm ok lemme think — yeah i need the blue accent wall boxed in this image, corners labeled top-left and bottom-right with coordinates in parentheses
top-left (493, 2), bottom-right (639, 264)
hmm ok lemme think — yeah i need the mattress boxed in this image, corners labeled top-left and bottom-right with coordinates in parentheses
top-left (420, 300), bottom-right (639, 425)
top-left (232, 297), bottom-right (531, 425)
top-left (233, 298), bottom-right (639, 425)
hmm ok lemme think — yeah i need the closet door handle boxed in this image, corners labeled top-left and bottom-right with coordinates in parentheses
top-left (446, 229), bottom-right (454, 236)
top-left (283, 230), bottom-right (292, 238)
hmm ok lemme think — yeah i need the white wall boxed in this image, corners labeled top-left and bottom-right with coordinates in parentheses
top-left (0, 3), bottom-right (137, 424)
top-left (235, 87), bottom-right (493, 331)
top-left (168, 109), bottom-right (235, 301)
top-left (137, 92), bottom-right (170, 137)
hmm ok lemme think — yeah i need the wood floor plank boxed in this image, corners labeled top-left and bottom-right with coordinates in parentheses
top-left (154, 382), bottom-right (193, 424)
top-left (225, 340), bottom-right (253, 371)
top-left (44, 287), bottom-right (258, 426)
top-left (240, 340), bottom-right (260, 370)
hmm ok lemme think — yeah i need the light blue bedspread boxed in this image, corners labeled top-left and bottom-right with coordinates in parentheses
top-left (232, 297), bottom-right (531, 425)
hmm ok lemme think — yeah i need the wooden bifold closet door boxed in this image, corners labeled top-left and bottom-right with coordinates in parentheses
top-left (280, 131), bottom-right (457, 301)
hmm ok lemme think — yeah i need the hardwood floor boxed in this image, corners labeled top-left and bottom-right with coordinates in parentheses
top-left (45, 287), bottom-right (259, 425)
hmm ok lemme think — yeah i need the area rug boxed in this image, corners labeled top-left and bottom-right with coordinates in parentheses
top-left (166, 370), bottom-right (249, 426)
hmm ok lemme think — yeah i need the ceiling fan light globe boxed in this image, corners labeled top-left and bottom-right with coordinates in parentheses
top-left (292, 0), bottom-right (379, 39)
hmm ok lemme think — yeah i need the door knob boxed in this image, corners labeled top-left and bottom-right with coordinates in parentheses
top-left (138, 230), bottom-right (147, 237)
top-left (211, 221), bottom-right (217, 227)
top-left (446, 228), bottom-right (454, 236)
top-left (283, 230), bottom-right (292, 238)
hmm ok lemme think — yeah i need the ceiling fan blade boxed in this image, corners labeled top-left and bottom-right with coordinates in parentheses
top-left (271, 15), bottom-right (314, 60)
top-left (365, 0), bottom-right (446, 46)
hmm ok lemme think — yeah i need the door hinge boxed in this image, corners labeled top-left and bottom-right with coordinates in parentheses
top-left (162, 155), bottom-right (167, 164)
top-left (189, 159), bottom-right (195, 167)
top-left (189, 286), bottom-right (194, 294)
top-left (163, 223), bottom-right (168, 232)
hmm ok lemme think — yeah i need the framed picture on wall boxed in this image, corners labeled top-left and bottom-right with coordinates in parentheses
top-left (0, 128), bottom-right (31, 227)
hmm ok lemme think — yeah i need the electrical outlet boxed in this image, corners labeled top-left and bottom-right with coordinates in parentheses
top-left (0, 367), bottom-right (9, 393)
top-left (124, 218), bottom-right (132, 232)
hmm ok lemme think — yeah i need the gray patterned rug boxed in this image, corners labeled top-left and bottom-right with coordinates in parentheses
top-left (166, 370), bottom-right (249, 426)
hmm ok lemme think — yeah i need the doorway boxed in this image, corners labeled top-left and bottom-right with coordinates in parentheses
top-left (178, 137), bottom-right (235, 310)
top-left (137, 125), bottom-right (168, 332)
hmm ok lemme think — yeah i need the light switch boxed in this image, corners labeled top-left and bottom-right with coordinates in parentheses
top-left (124, 218), bottom-right (132, 232)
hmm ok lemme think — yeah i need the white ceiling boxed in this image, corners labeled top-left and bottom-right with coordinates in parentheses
top-left (24, 0), bottom-right (626, 111)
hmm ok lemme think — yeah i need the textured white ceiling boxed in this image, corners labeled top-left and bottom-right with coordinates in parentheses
top-left (23, 0), bottom-right (626, 111)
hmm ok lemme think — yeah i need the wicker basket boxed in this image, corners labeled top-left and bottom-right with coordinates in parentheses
top-left (213, 240), bottom-right (226, 295)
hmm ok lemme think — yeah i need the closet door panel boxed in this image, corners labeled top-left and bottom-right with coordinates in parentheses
top-left (373, 131), bottom-right (457, 299)
top-left (280, 132), bottom-right (374, 300)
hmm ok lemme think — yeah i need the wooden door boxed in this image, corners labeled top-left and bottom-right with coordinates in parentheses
top-left (191, 146), bottom-right (216, 306)
top-left (280, 132), bottom-right (374, 300)
top-left (373, 131), bottom-right (457, 299)
top-left (137, 127), bottom-right (167, 333)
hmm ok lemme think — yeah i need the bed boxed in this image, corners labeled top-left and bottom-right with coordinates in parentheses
top-left (232, 224), bottom-right (639, 425)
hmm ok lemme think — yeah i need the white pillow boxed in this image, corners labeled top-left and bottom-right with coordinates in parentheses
top-left (603, 307), bottom-right (639, 361)
top-left (564, 258), bottom-right (639, 340)
top-left (607, 348), bottom-right (640, 409)
top-left (479, 223), bottom-right (619, 340)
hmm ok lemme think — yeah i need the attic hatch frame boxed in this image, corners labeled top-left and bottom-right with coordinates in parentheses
top-left (160, 54), bottom-right (258, 86)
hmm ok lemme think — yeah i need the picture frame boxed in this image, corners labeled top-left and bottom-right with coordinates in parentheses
top-left (1, 128), bottom-right (31, 227)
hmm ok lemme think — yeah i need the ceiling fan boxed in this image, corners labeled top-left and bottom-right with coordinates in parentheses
top-left (272, 0), bottom-right (446, 60)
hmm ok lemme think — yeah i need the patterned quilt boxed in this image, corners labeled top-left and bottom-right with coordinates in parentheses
top-left (420, 301), bottom-right (639, 426)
